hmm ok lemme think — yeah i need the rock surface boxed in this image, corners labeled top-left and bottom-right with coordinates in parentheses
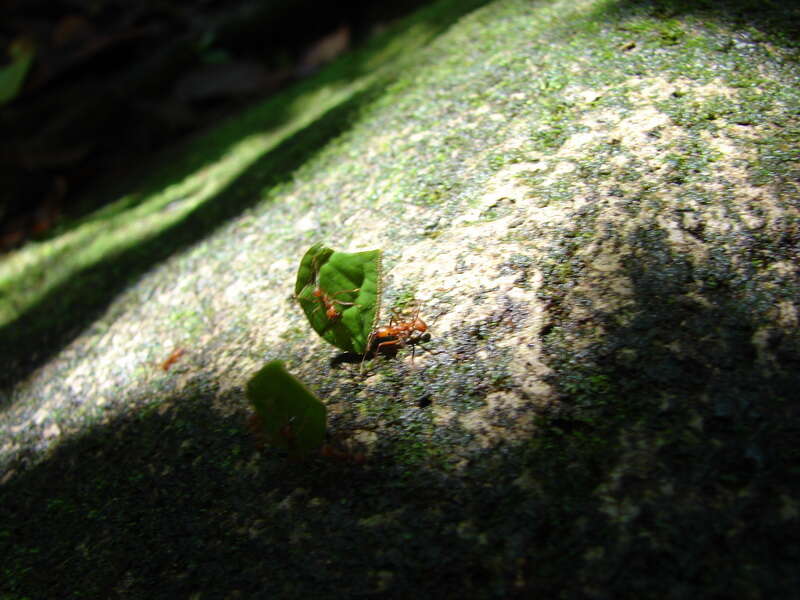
top-left (1, 0), bottom-right (798, 597)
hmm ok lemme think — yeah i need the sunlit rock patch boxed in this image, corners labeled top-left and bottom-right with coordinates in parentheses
top-left (1, 5), bottom-right (798, 483)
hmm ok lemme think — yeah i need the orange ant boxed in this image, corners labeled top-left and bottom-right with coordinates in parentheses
top-left (319, 443), bottom-right (367, 464)
top-left (299, 253), bottom-right (361, 322)
top-left (246, 413), bottom-right (267, 450)
top-left (247, 413), bottom-right (305, 457)
top-left (160, 347), bottom-right (186, 371)
top-left (278, 419), bottom-right (297, 449)
top-left (367, 303), bottom-right (432, 360)
top-left (311, 286), bottom-right (360, 321)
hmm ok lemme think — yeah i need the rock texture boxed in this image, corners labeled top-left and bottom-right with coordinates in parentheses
top-left (2, 0), bottom-right (798, 597)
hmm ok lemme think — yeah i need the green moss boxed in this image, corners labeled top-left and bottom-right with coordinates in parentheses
top-left (0, 0), bottom-right (494, 387)
top-left (3, 0), bottom-right (800, 597)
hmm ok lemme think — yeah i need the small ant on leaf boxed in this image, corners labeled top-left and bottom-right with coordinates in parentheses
top-left (311, 286), bottom-right (360, 321)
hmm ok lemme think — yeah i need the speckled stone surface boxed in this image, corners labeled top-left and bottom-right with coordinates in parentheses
top-left (2, 0), bottom-right (798, 597)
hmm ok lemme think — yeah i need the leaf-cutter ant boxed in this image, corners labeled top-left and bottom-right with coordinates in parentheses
top-left (246, 413), bottom-right (267, 450)
top-left (367, 303), bottom-right (432, 361)
top-left (160, 347), bottom-right (186, 371)
top-left (311, 286), bottom-right (360, 321)
top-left (247, 413), bottom-right (302, 456)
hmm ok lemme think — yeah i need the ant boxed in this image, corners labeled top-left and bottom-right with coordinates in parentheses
top-left (247, 414), bottom-right (305, 457)
top-left (299, 255), bottom-right (362, 321)
top-left (367, 303), bottom-right (432, 361)
top-left (160, 347), bottom-right (185, 371)
top-left (311, 286), bottom-right (360, 321)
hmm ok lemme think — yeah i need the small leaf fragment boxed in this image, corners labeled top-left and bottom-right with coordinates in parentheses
top-left (0, 37), bottom-right (36, 106)
top-left (246, 361), bottom-right (326, 458)
top-left (294, 242), bottom-right (333, 297)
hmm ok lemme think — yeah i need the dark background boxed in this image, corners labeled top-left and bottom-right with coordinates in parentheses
top-left (0, 0), bottom-right (433, 251)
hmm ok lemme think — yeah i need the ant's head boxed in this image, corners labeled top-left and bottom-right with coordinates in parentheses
top-left (412, 317), bottom-right (428, 333)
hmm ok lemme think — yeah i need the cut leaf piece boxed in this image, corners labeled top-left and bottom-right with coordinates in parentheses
top-left (294, 242), bottom-right (333, 297)
top-left (0, 37), bottom-right (36, 106)
top-left (246, 360), bottom-right (326, 458)
top-left (295, 244), bottom-right (381, 353)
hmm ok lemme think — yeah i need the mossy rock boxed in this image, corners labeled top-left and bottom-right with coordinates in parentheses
top-left (1, 0), bottom-right (798, 597)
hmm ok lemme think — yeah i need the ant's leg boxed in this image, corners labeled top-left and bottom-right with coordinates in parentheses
top-left (309, 294), bottom-right (329, 317)
top-left (375, 340), bottom-right (396, 354)
top-left (332, 299), bottom-right (357, 307)
top-left (411, 302), bottom-right (421, 322)
top-left (329, 288), bottom-right (360, 304)
top-left (374, 338), bottom-right (404, 356)
top-left (331, 287), bottom-right (360, 297)
top-left (416, 342), bottom-right (448, 357)
top-left (327, 287), bottom-right (361, 308)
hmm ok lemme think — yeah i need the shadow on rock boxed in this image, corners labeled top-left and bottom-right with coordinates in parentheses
top-left (3, 219), bottom-right (799, 598)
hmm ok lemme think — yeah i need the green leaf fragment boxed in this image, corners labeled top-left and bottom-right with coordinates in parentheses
top-left (294, 242), bottom-right (333, 297)
top-left (0, 38), bottom-right (36, 106)
top-left (295, 243), bottom-right (381, 353)
top-left (246, 360), bottom-right (326, 458)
